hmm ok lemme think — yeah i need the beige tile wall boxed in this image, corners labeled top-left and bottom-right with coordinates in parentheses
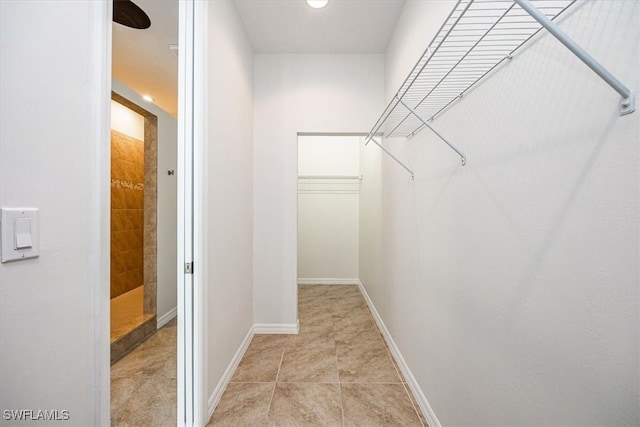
top-left (111, 129), bottom-right (145, 299)
top-left (143, 116), bottom-right (157, 314)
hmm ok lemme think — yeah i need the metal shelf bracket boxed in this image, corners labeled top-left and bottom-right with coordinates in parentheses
top-left (365, 136), bottom-right (415, 180)
top-left (514, 0), bottom-right (635, 116)
top-left (397, 96), bottom-right (467, 166)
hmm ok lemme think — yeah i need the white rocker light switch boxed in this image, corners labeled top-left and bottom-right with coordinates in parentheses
top-left (14, 218), bottom-right (33, 249)
top-left (1, 208), bottom-right (39, 263)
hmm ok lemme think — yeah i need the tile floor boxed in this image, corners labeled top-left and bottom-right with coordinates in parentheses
top-left (208, 285), bottom-right (428, 427)
top-left (111, 317), bottom-right (177, 426)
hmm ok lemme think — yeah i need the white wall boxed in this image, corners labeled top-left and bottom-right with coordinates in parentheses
top-left (253, 54), bottom-right (384, 325)
top-left (111, 100), bottom-right (144, 141)
top-left (361, 0), bottom-right (640, 425)
top-left (0, 1), bottom-right (109, 424)
top-left (297, 135), bottom-right (361, 282)
top-left (359, 136), bottom-right (383, 304)
top-left (298, 135), bottom-right (360, 176)
top-left (112, 79), bottom-right (178, 325)
top-left (204, 0), bottom-right (255, 414)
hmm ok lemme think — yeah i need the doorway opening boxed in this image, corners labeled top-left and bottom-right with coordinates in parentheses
top-left (109, 1), bottom-right (180, 424)
top-left (297, 134), bottom-right (362, 286)
top-left (109, 94), bottom-right (159, 362)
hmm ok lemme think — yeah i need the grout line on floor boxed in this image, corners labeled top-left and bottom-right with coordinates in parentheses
top-left (400, 379), bottom-right (427, 427)
top-left (265, 349), bottom-right (285, 420)
top-left (380, 321), bottom-right (426, 427)
top-left (227, 381), bottom-right (277, 384)
top-left (339, 381), bottom-right (405, 384)
top-left (385, 346), bottom-right (404, 382)
top-left (336, 348), bottom-right (346, 427)
top-left (269, 381), bottom-right (344, 384)
top-left (338, 382), bottom-right (346, 427)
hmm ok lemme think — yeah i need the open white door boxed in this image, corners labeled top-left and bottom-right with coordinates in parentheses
top-left (176, 0), bottom-right (193, 419)
top-left (177, 1), bottom-right (205, 425)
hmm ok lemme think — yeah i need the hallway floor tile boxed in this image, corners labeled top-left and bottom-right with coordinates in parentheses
top-left (111, 318), bottom-right (176, 426)
top-left (207, 285), bottom-right (427, 427)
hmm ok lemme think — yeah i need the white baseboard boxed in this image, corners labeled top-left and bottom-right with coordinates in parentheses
top-left (253, 321), bottom-right (299, 334)
top-left (207, 326), bottom-right (255, 420)
top-left (157, 307), bottom-right (177, 329)
top-left (357, 280), bottom-right (441, 427)
top-left (297, 278), bottom-right (360, 285)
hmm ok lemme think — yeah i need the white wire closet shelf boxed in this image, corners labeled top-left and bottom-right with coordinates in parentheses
top-left (366, 0), bottom-right (635, 178)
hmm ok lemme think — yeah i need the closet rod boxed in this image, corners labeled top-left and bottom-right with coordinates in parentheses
top-left (298, 175), bottom-right (362, 180)
top-left (514, 0), bottom-right (635, 115)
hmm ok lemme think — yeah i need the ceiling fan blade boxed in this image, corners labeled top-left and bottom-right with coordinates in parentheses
top-left (113, 0), bottom-right (151, 29)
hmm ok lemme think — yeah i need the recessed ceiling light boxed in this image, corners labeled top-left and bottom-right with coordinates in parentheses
top-left (306, 0), bottom-right (328, 9)
top-left (142, 95), bottom-right (154, 103)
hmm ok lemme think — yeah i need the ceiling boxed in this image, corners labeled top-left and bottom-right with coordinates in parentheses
top-left (233, 0), bottom-right (406, 54)
top-left (112, 0), bottom-right (179, 116)
top-left (112, 0), bottom-right (406, 117)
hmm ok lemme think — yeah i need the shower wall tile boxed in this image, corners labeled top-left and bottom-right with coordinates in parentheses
top-left (111, 209), bottom-right (143, 232)
top-left (111, 129), bottom-right (145, 300)
top-left (111, 158), bottom-right (125, 181)
top-left (123, 249), bottom-right (143, 272)
top-left (112, 188), bottom-right (127, 210)
top-left (124, 189), bottom-right (144, 210)
top-left (111, 138), bottom-right (124, 159)
top-left (112, 210), bottom-right (127, 232)
top-left (131, 210), bottom-right (144, 230)
top-left (111, 273), bottom-right (126, 298)
top-left (112, 253), bottom-right (126, 276)
top-left (124, 269), bottom-right (143, 288)
top-left (121, 139), bottom-right (143, 165)
top-left (112, 230), bottom-right (142, 254)
top-left (131, 162), bottom-right (144, 184)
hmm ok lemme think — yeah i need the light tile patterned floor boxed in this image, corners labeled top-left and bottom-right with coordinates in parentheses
top-left (208, 285), bottom-right (428, 427)
top-left (111, 318), bottom-right (177, 426)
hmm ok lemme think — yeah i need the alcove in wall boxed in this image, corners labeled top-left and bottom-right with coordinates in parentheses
top-left (297, 135), bottom-right (362, 285)
top-left (110, 92), bottom-right (158, 363)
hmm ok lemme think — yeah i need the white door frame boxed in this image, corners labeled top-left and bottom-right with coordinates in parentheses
top-left (177, 0), bottom-right (193, 423)
top-left (177, 0), bottom-right (206, 426)
top-left (93, 0), bottom-right (113, 424)
top-left (94, 0), bottom-right (205, 425)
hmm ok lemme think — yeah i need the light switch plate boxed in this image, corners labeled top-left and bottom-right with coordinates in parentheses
top-left (1, 208), bottom-right (39, 263)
